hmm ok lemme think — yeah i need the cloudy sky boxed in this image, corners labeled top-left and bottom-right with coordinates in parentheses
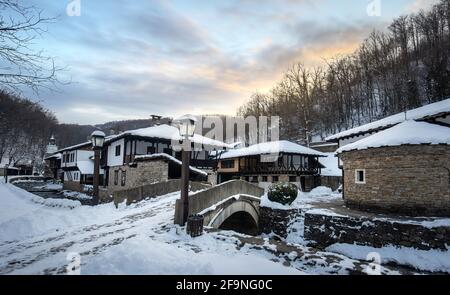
top-left (24, 0), bottom-right (439, 125)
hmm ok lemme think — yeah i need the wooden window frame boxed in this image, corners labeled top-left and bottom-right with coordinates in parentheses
top-left (114, 170), bottom-right (119, 185)
top-left (221, 160), bottom-right (235, 169)
top-left (355, 169), bottom-right (366, 184)
top-left (121, 170), bottom-right (126, 187)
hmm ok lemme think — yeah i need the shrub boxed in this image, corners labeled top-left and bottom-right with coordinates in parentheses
top-left (267, 182), bottom-right (298, 205)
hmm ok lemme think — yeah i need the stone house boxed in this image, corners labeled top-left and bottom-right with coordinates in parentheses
top-left (216, 140), bottom-right (327, 191)
top-left (336, 120), bottom-right (450, 217)
top-left (326, 98), bottom-right (450, 167)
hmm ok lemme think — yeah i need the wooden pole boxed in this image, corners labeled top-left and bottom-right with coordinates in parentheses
top-left (181, 149), bottom-right (190, 224)
top-left (4, 165), bottom-right (8, 183)
top-left (93, 149), bottom-right (100, 205)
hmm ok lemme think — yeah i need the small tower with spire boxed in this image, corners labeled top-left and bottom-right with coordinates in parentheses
top-left (45, 135), bottom-right (58, 156)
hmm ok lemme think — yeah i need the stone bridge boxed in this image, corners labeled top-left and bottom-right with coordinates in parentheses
top-left (174, 180), bottom-right (265, 234)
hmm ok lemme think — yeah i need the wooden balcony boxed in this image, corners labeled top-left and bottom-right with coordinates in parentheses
top-left (237, 154), bottom-right (321, 176)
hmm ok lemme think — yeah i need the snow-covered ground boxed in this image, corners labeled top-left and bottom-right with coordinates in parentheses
top-left (260, 187), bottom-right (450, 274)
top-left (260, 186), bottom-right (341, 210)
top-left (327, 244), bottom-right (450, 274)
top-left (0, 182), bottom-right (446, 274)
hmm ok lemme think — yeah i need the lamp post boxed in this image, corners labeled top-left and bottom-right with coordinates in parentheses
top-left (91, 130), bottom-right (105, 205)
top-left (4, 164), bottom-right (8, 183)
top-left (175, 115), bottom-right (197, 225)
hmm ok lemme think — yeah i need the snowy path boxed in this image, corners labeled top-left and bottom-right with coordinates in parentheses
top-left (0, 183), bottom-right (428, 274)
top-left (0, 185), bottom-right (177, 274)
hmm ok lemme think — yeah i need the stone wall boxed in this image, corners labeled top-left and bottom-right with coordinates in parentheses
top-left (238, 174), bottom-right (319, 192)
top-left (63, 180), bottom-right (82, 193)
top-left (259, 206), bottom-right (301, 238)
top-left (304, 212), bottom-right (450, 251)
top-left (207, 172), bottom-right (218, 186)
top-left (107, 159), bottom-right (169, 194)
top-left (320, 176), bottom-right (341, 191)
top-left (113, 179), bottom-right (210, 206)
top-left (340, 145), bottom-right (450, 216)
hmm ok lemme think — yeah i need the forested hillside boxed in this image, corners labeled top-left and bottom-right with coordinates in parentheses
top-left (0, 90), bottom-right (172, 166)
top-left (238, 0), bottom-right (450, 144)
top-left (0, 91), bottom-right (57, 169)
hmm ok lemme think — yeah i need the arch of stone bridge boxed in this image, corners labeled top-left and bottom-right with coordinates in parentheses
top-left (208, 199), bottom-right (259, 230)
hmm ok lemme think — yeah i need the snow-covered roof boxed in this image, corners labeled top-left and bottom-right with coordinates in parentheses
top-left (44, 153), bottom-right (62, 160)
top-left (326, 98), bottom-right (450, 141)
top-left (134, 153), bottom-right (207, 176)
top-left (336, 121), bottom-right (450, 154)
top-left (91, 130), bottom-right (106, 137)
top-left (109, 124), bottom-right (230, 149)
top-left (219, 141), bottom-right (327, 159)
top-left (56, 141), bottom-right (91, 153)
top-left (56, 135), bottom-right (117, 153)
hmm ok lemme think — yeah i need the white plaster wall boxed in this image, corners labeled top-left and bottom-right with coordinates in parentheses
top-left (76, 150), bottom-right (93, 162)
top-left (107, 138), bottom-right (124, 167)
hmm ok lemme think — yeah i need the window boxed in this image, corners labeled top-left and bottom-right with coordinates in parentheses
top-left (71, 153), bottom-right (74, 162)
top-left (114, 170), bottom-right (119, 185)
top-left (289, 176), bottom-right (297, 182)
top-left (147, 146), bottom-right (155, 154)
top-left (221, 160), bottom-right (235, 169)
top-left (244, 176), bottom-right (250, 182)
top-left (251, 176), bottom-right (258, 183)
top-left (115, 145), bottom-right (121, 157)
top-left (121, 170), bottom-right (126, 186)
top-left (272, 176), bottom-right (279, 183)
top-left (262, 176), bottom-right (268, 182)
top-left (355, 169), bottom-right (365, 184)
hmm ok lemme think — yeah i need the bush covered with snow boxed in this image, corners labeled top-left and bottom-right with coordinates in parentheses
top-left (267, 182), bottom-right (298, 205)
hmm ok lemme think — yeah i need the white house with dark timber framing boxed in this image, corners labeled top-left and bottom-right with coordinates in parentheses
top-left (58, 141), bottom-right (105, 193)
top-left (101, 124), bottom-right (230, 193)
top-left (216, 140), bottom-right (327, 191)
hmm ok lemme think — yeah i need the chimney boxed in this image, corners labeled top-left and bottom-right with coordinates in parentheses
top-left (151, 114), bottom-right (162, 126)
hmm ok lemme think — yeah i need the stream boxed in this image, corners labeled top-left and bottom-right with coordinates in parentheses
top-left (13, 181), bottom-right (94, 205)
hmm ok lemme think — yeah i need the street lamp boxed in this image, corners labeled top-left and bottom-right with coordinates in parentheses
top-left (4, 164), bottom-right (8, 183)
top-left (175, 115), bottom-right (197, 225)
top-left (177, 114), bottom-right (197, 139)
top-left (91, 130), bottom-right (105, 205)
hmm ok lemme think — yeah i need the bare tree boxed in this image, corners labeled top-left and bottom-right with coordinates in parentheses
top-left (0, 0), bottom-right (60, 94)
top-left (238, 0), bottom-right (449, 142)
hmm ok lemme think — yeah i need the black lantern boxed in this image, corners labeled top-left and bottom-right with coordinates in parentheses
top-left (91, 130), bottom-right (106, 149)
top-left (175, 114), bottom-right (197, 138)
